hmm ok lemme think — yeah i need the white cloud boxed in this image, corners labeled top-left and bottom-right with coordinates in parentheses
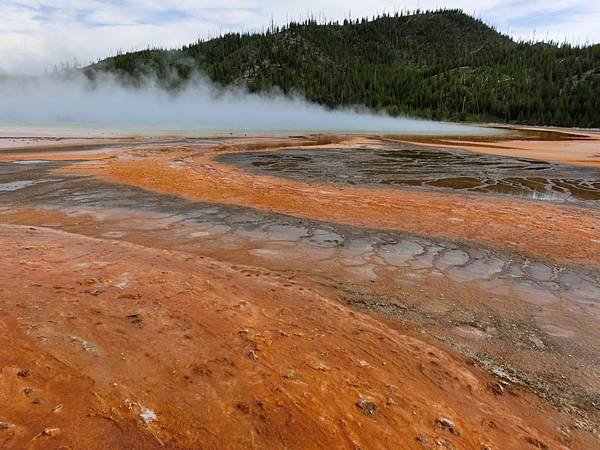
top-left (0, 0), bottom-right (598, 75)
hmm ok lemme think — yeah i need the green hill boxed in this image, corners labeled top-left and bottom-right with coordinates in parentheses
top-left (85, 9), bottom-right (600, 127)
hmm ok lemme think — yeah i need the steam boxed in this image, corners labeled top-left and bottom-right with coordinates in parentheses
top-left (0, 73), bottom-right (496, 135)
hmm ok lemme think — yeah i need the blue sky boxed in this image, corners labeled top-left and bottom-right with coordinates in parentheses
top-left (1, 0), bottom-right (598, 74)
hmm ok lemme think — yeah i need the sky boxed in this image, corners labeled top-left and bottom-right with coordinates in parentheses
top-left (1, 0), bottom-right (599, 75)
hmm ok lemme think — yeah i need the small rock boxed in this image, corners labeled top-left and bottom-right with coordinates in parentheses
top-left (356, 399), bottom-right (379, 417)
top-left (84, 289), bottom-right (102, 296)
top-left (43, 427), bottom-right (60, 436)
top-left (283, 370), bottom-right (296, 380)
top-left (127, 314), bottom-right (143, 328)
top-left (524, 436), bottom-right (549, 450)
top-left (52, 404), bottom-right (63, 413)
top-left (69, 336), bottom-right (100, 355)
top-left (491, 383), bottom-right (504, 395)
top-left (23, 387), bottom-right (33, 395)
top-left (236, 402), bottom-right (250, 414)
top-left (528, 335), bottom-right (545, 350)
top-left (0, 422), bottom-right (11, 430)
top-left (435, 417), bottom-right (460, 435)
top-left (17, 369), bottom-right (31, 378)
top-left (32, 399), bottom-right (41, 404)
top-left (491, 367), bottom-right (517, 383)
top-left (435, 438), bottom-right (456, 449)
top-left (139, 408), bottom-right (157, 428)
top-left (416, 434), bottom-right (429, 444)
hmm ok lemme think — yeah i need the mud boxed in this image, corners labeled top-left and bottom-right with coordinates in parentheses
top-left (1, 128), bottom-right (599, 448)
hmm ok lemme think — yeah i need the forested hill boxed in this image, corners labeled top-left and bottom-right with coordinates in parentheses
top-left (85, 9), bottom-right (600, 128)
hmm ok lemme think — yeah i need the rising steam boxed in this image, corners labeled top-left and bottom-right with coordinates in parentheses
top-left (0, 73), bottom-right (496, 135)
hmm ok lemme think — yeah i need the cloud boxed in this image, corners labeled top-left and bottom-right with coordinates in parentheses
top-left (480, 0), bottom-right (600, 44)
top-left (0, 0), bottom-right (598, 75)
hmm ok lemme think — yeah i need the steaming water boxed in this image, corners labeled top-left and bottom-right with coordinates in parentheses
top-left (0, 74), bottom-right (502, 136)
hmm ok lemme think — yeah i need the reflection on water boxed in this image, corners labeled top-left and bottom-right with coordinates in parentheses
top-left (217, 143), bottom-right (600, 204)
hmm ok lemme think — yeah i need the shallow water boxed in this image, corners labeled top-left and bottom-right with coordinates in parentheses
top-left (0, 180), bottom-right (48, 191)
top-left (217, 143), bottom-right (600, 205)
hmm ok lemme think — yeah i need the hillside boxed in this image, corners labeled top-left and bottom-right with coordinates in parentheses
top-left (85, 9), bottom-right (600, 128)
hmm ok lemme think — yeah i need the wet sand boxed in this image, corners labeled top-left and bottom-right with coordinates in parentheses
top-left (1, 127), bottom-right (599, 448)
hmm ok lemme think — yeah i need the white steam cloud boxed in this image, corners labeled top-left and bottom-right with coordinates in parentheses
top-left (0, 74), bottom-right (497, 135)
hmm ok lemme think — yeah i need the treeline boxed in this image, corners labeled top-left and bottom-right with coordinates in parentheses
top-left (85, 9), bottom-right (600, 127)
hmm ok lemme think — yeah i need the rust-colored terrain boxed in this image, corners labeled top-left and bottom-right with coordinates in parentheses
top-left (1, 128), bottom-right (599, 449)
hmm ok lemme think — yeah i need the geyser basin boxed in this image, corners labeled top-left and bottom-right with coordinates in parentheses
top-left (216, 142), bottom-right (600, 204)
